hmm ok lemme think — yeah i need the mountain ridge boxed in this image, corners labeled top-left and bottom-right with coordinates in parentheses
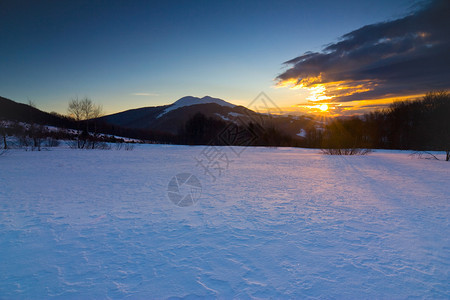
top-left (0, 96), bottom-right (74, 128)
top-left (99, 95), bottom-right (252, 134)
top-left (157, 95), bottom-right (236, 118)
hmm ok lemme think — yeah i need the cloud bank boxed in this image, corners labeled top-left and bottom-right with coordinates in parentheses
top-left (276, 0), bottom-right (450, 104)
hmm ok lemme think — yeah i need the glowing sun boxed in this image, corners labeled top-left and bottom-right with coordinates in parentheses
top-left (319, 104), bottom-right (329, 111)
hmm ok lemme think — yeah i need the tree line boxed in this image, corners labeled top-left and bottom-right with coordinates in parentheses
top-left (308, 91), bottom-right (450, 159)
top-left (177, 112), bottom-right (294, 147)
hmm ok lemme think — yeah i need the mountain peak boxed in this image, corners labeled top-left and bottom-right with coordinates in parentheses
top-left (157, 96), bottom-right (235, 118)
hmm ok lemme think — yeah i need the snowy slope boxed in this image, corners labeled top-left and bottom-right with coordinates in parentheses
top-left (157, 96), bottom-right (236, 118)
top-left (0, 147), bottom-right (449, 298)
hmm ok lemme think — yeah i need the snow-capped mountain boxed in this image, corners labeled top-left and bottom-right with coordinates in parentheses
top-left (157, 96), bottom-right (236, 118)
top-left (99, 96), bottom-right (253, 134)
top-left (98, 95), bottom-right (313, 138)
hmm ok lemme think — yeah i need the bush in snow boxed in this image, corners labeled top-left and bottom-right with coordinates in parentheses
top-left (320, 118), bottom-right (372, 155)
top-left (321, 148), bottom-right (372, 155)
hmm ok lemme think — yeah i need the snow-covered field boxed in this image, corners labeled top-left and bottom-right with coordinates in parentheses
top-left (0, 146), bottom-right (449, 298)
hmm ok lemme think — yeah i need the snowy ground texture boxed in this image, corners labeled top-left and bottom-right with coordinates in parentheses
top-left (1, 145), bottom-right (449, 299)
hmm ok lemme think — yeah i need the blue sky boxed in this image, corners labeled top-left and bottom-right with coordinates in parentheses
top-left (1, 0), bottom-right (418, 114)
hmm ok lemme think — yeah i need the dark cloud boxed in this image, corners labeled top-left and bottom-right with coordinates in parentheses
top-left (277, 0), bottom-right (450, 102)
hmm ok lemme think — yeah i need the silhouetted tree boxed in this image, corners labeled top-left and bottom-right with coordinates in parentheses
top-left (28, 123), bottom-right (46, 151)
top-left (25, 100), bottom-right (46, 151)
top-left (0, 120), bottom-right (7, 150)
top-left (183, 113), bottom-right (226, 145)
top-left (422, 91), bottom-right (450, 160)
top-left (67, 97), bottom-right (103, 149)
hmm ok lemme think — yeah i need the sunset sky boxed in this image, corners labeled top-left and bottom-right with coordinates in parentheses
top-left (1, 0), bottom-right (448, 116)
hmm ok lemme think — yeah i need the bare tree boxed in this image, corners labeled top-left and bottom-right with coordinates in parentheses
top-left (68, 97), bottom-right (84, 121)
top-left (25, 100), bottom-right (46, 151)
top-left (68, 97), bottom-right (103, 149)
top-left (28, 123), bottom-right (47, 151)
top-left (68, 97), bottom-right (84, 148)
top-left (88, 102), bottom-right (103, 149)
top-left (0, 120), bottom-right (8, 151)
top-left (423, 91), bottom-right (450, 161)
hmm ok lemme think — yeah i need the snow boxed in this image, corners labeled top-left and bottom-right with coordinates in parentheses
top-left (228, 112), bottom-right (243, 117)
top-left (157, 96), bottom-right (236, 118)
top-left (297, 128), bottom-right (307, 138)
top-left (2, 122), bottom-right (141, 143)
top-left (0, 146), bottom-right (449, 298)
top-left (214, 113), bottom-right (230, 121)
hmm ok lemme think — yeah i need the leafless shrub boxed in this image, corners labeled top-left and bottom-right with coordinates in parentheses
top-left (0, 120), bottom-right (8, 150)
top-left (124, 143), bottom-right (135, 151)
top-left (114, 142), bottom-right (135, 151)
top-left (0, 132), bottom-right (6, 155)
top-left (320, 118), bottom-right (372, 156)
top-left (409, 151), bottom-right (440, 160)
top-left (89, 141), bottom-right (111, 150)
top-left (67, 140), bottom-right (79, 149)
top-left (321, 148), bottom-right (372, 155)
top-left (28, 124), bottom-right (47, 151)
top-left (18, 135), bottom-right (32, 149)
top-left (44, 138), bottom-right (60, 147)
top-left (115, 142), bottom-right (124, 150)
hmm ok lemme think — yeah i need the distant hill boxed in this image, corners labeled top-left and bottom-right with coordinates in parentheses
top-left (99, 95), bottom-right (315, 139)
top-left (0, 96), bottom-right (74, 128)
top-left (99, 96), bottom-right (259, 135)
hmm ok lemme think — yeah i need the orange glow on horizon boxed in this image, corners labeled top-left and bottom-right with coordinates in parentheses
top-left (277, 75), bottom-right (427, 116)
top-left (276, 75), bottom-right (379, 108)
top-left (319, 104), bottom-right (329, 111)
top-left (287, 93), bottom-right (426, 117)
